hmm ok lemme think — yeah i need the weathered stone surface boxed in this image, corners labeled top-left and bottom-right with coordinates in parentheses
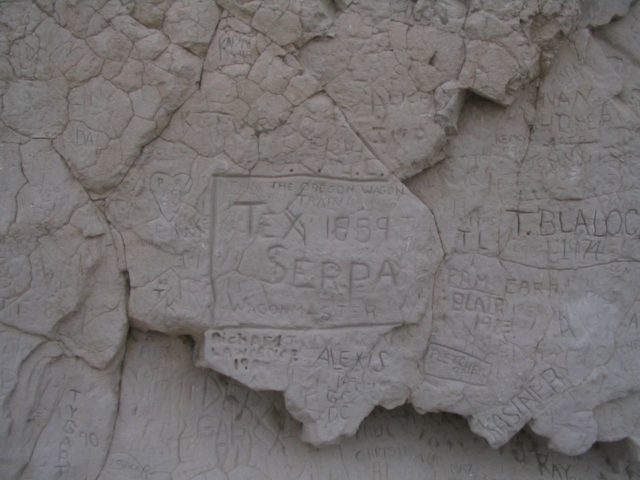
top-left (107, 125), bottom-right (442, 442)
top-left (2, 0), bottom-right (640, 477)
top-left (406, 7), bottom-right (640, 453)
top-left (99, 331), bottom-right (639, 480)
top-left (296, 0), bottom-right (583, 178)
top-left (0, 139), bottom-right (127, 368)
top-left (217, 0), bottom-right (337, 48)
top-left (0, 137), bottom-right (126, 479)
top-left (0, 0), bottom-right (205, 196)
top-left (0, 325), bottom-right (121, 479)
top-left (164, 0), bottom-right (220, 56)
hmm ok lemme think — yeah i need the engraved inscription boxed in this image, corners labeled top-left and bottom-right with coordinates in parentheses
top-left (472, 367), bottom-right (569, 446)
top-left (424, 343), bottom-right (491, 385)
top-left (210, 175), bottom-right (431, 328)
top-left (502, 199), bottom-right (640, 267)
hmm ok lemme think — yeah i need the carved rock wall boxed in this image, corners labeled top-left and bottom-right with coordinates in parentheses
top-left (1, 0), bottom-right (640, 479)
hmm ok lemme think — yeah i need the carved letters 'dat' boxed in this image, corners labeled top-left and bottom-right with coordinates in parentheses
top-left (210, 175), bottom-right (434, 328)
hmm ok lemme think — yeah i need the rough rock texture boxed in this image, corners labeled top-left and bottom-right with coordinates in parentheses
top-left (97, 330), bottom-right (640, 480)
top-left (2, 0), bottom-right (640, 478)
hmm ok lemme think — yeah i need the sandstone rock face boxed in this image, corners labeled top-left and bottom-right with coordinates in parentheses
top-left (2, 0), bottom-right (640, 479)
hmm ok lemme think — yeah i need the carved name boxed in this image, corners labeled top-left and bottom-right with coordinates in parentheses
top-left (210, 175), bottom-right (430, 328)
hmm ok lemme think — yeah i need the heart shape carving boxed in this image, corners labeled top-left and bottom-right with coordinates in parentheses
top-left (150, 172), bottom-right (191, 221)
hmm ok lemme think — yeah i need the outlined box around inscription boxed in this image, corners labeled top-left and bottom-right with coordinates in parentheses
top-left (210, 175), bottom-right (432, 329)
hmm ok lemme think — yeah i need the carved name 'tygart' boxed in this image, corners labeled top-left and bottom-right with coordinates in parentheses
top-left (211, 175), bottom-right (437, 328)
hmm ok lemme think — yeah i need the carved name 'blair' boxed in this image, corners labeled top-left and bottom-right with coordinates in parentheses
top-left (210, 175), bottom-right (433, 328)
